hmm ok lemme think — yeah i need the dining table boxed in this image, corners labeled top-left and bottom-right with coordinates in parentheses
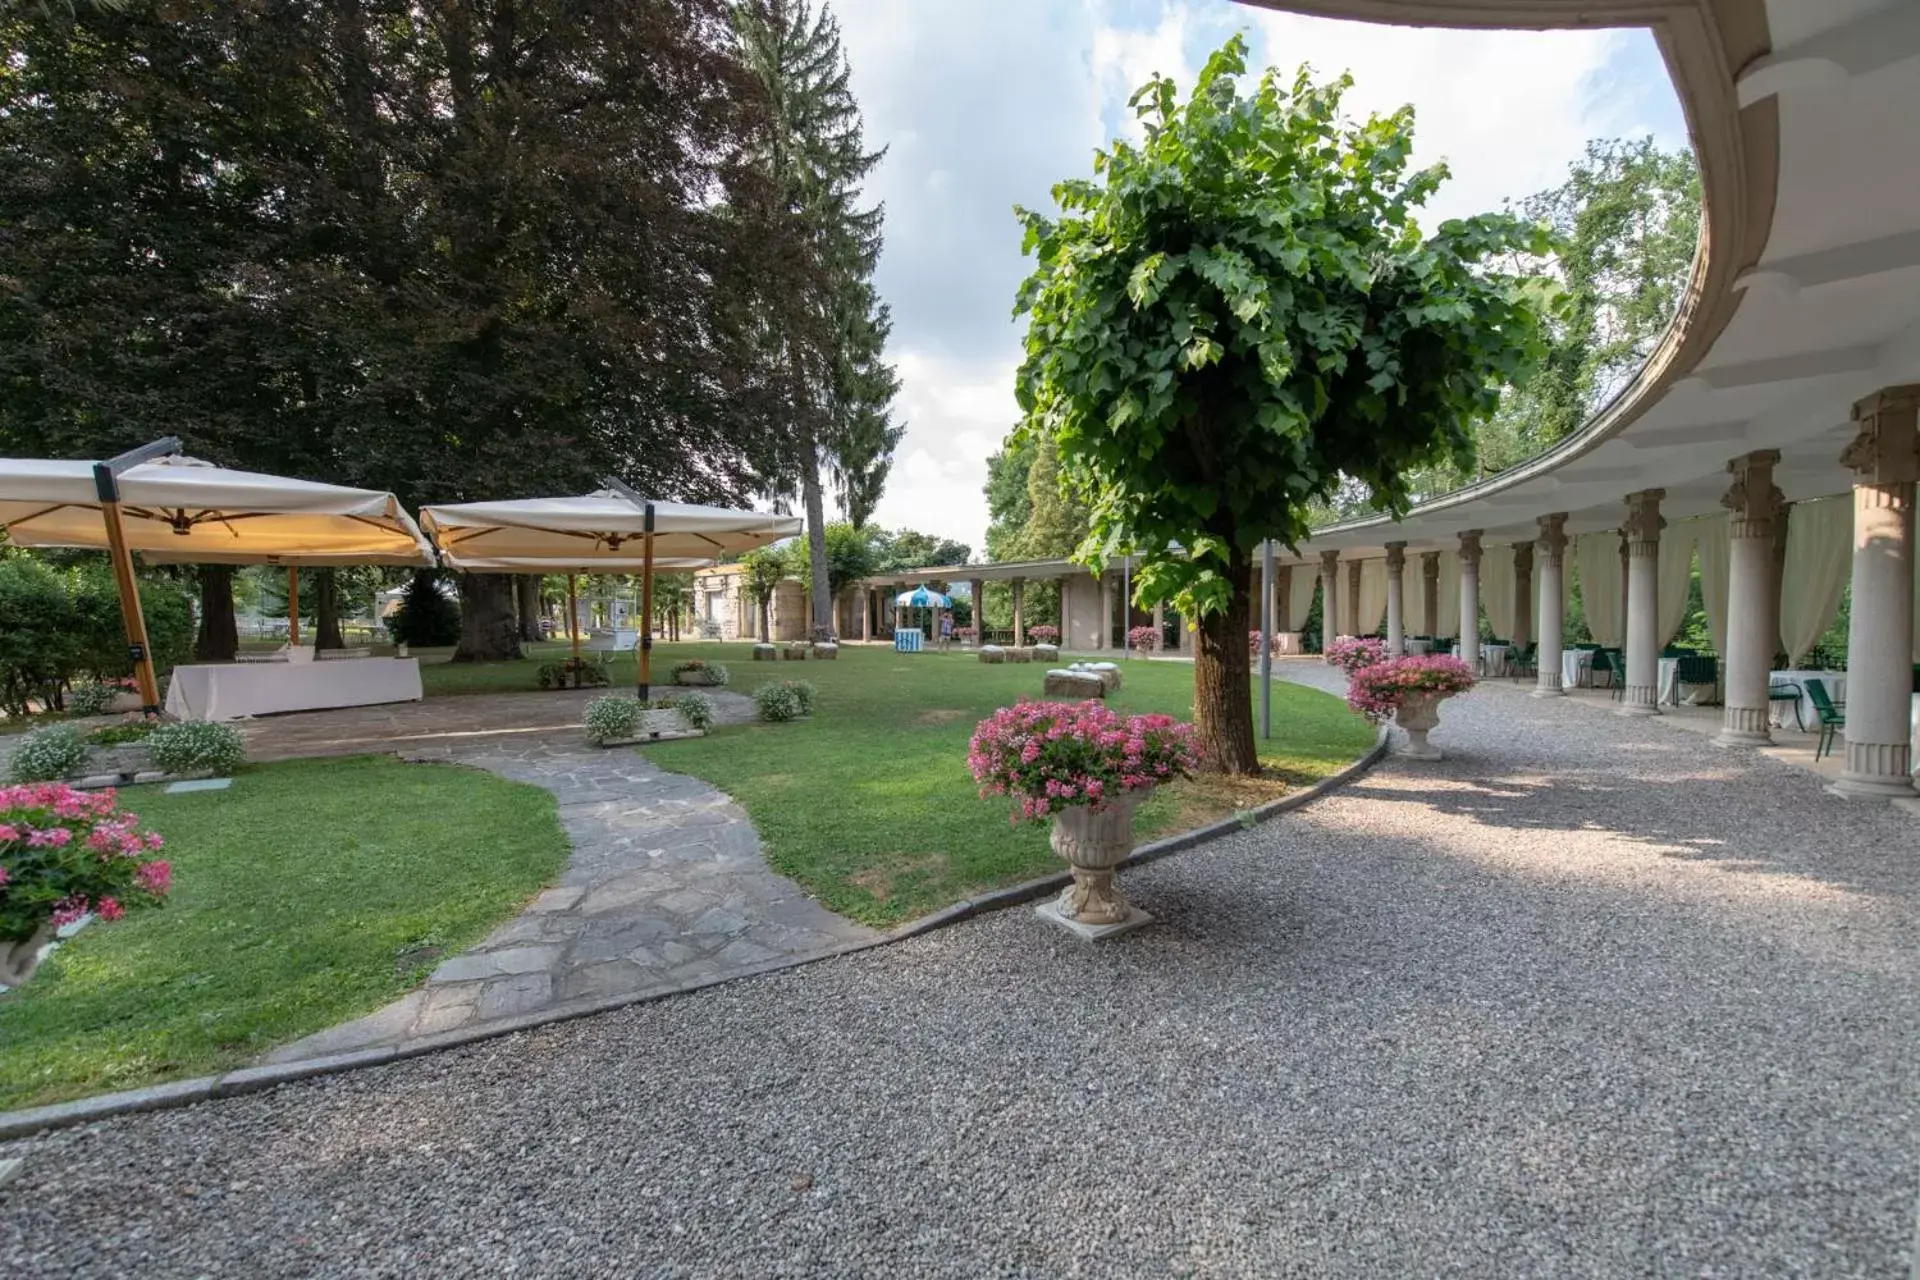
top-left (165, 657), bottom-right (423, 722)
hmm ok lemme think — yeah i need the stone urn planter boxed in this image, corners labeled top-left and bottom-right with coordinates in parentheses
top-left (673, 669), bottom-right (722, 687)
top-left (1039, 793), bottom-right (1150, 937)
top-left (752, 644), bottom-right (778, 662)
top-left (0, 925), bottom-right (54, 988)
top-left (1393, 691), bottom-right (1449, 760)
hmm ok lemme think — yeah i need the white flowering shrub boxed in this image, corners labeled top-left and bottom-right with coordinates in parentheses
top-left (146, 721), bottom-right (246, 776)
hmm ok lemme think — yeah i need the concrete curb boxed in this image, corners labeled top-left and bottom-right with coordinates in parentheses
top-left (0, 722), bottom-right (1392, 1144)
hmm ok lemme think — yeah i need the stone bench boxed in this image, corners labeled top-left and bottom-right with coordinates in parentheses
top-left (781, 644), bottom-right (809, 660)
top-left (979, 644), bottom-right (1006, 664)
top-left (752, 644), bottom-right (778, 662)
top-left (1070, 661), bottom-right (1122, 692)
top-left (1004, 647), bottom-right (1034, 664)
top-left (811, 642), bottom-right (838, 660)
top-left (1043, 669), bottom-right (1106, 698)
top-left (1031, 643), bottom-right (1060, 662)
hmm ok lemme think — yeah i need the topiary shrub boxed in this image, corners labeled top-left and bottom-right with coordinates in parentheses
top-left (584, 695), bottom-right (642, 745)
top-left (145, 721), bottom-right (246, 776)
top-left (387, 571), bottom-right (462, 648)
top-left (64, 682), bottom-right (121, 717)
top-left (666, 691), bottom-right (715, 732)
top-left (5, 724), bottom-right (88, 783)
top-left (753, 679), bottom-right (815, 723)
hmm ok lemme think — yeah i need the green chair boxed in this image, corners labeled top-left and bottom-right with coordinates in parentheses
top-left (1805, 677), bottom-right (1845, 761)
top-left (1509, 642), bottom-right (1537, 681)
top-left (1671, 654), bottom-right (1718, 705)
top-left (1767, 679), bottom-right (1804, 732)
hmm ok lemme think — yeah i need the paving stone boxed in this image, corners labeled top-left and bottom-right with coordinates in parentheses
top-left (477, 972), bottom-right (553, 1021)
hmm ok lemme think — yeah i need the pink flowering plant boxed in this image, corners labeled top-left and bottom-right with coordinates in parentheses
top-left (1127, 625), bottom-right (1159, 655)
top-left (0, 782), bottom-right (171, 944)
top-left (1027, 624), bottom-right (1060, 644)
top-left (968, 699), bottom-right (1201, 823)
top-left (1324, 636), bottom-right (1387, 675)
top-left (1345, 655), bottom-right (1477, 722)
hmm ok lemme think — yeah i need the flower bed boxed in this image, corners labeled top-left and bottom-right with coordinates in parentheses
top-left (671, 659), bottom-right (729, 687)
top-left (1027, 624), bottom-right (1060, 645)
top-left (537, 655), bottom-right (611, 690)
top-left (968, 699), bottom-right (1199, 823)
top-left (1, 782), bottom-right (171, 985)
top-left (1345, 655), bottom-right (1477, 722)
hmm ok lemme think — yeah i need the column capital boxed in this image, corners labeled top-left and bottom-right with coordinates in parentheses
top-left (1383, 541), bottom-right (1406, 572)
top-left (1722, 450), bottom-right (1785, 539)
top-left (1421, 550), bottom-right (1440, 579)
top-left (1319, 549), bottom-right (1340, 571)
top-left (1457, 530), bottom-right (1483, 567)
top-left (1535, 512), bottom-right (1569, 562)
top-left (1623, 489), bottom-right (1666, 552)
top-left (1512, 541), bottom-right (1534, 574)
top-left (1841, 385), bottom-right (1920, 485)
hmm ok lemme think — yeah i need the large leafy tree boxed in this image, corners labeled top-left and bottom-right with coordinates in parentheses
top-left (1013, 39), bottom-right (1553, 773)
top-left (0, 1), bottom-right (791, 660)
top-left (734, 0), bottom-right (900, 638)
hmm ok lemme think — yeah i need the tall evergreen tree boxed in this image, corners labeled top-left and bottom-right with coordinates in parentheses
top-left (734, 0), bottom-right (899, 637)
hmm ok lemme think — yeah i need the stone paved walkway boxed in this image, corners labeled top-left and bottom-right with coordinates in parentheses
top-left (267, 719), bottom-right (877, 1062)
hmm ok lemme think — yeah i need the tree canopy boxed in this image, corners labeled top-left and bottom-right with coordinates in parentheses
top-left (1012, 38), bottom-right (1554, 771)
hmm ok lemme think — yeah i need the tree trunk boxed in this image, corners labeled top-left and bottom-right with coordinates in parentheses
top-left (452, 573), bottom-right (524, 662)
top-left (515, 575), bottom-right (543, 642)
top-left (315, 569), bottom-right (347, 650)
top-left (194, 565), bottom-right (239, 662)
top-left (800, 435), bottom-right (833, 641)
top-left (759, 595), bottom-right (771, 642)
top-left (1193, 547), bottom-right (1259, 775)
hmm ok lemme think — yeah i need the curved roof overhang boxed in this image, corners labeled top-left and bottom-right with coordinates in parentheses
top-left (1236, 0), bottom-right (1920, 561)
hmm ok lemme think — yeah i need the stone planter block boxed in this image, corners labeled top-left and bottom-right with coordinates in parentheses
top-left (673, 671), bottom-right (721, 687)
top-left (781, 646), bottom-right (808, 661)
top-left (1071, 662), bottom-right (1122, 692)
top-left (1032, 644), bottom-right (1060, 662)
top-left (752, 644), bottom-right (778, 662)
top-left (1044, 669), bottom-right (1106, 698)
top-left (811, 643), bottom-right (839, 660)
top-left (1005, 648), bottom-right (1034, 664)
top-left (595, 708), bottom-right (702, 745)
top-left (979, 645), bottom-right (1006, 664)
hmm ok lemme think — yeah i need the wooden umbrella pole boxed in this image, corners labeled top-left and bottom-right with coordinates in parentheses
top-left (287, 566), bottom-right (300, 646)
top-left (92, 463), bottom-right (162, 714)
top-left (637, 504), bottom-right (656, 702)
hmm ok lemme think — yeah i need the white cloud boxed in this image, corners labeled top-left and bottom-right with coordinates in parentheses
top-left (827, 0), bottom-right (1686, 556)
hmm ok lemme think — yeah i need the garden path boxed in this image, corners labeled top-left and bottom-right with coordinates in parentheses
top-left (256, 694), bottom-right (877, 1062)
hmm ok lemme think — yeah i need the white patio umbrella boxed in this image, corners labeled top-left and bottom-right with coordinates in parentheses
top-left (0, 443), bottom-right (434, 710)
top-left (420, 480), bottom-right (800, 697)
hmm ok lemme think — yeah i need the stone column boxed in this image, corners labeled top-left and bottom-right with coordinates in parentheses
top-left (1832, 387), bottom-right (1920, 800)
top-left (1421, 552), bottom-right (1439, 637)
top-left (1618, 530), bottom-right (1631, 645)
top-left (1274, 564), bottom-right (1293, 633)
top-left (1319, 550), bottom-right (1340, 650)
top-left (1011, 578), bottom-right (1026, 647)
top-left (1094, 575), bottom-right (1109, 651)
top-left (1151, 599), bottom-right (1166, 652)
top-left (1533, 514), bottom-right (1568, 697)
top-left (1457, 530), bottom-right (1482, 668)
top-left (1057, 575), bottom-right (1071, 648)
top-left (1769, 497), bottom-right (1789, 663)
top-left (969, 578), bottom-right (985, 641)
top-left (1716, 450), bottom-right (1785, 747)
top-left (1512, 543), bottom-right (1534, 650)
top-left (1345, 559), bottom-right (1362, 637)
top-left (1619, 489), bottom-right (1665, 716)
top-left (858, 587), bottom-right (870, 641)
top-left (1384, 543), bottom-right (1406, 655)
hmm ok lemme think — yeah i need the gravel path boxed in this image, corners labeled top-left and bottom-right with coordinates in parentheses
top-left (5, 674), bottom-right (1917, 1277)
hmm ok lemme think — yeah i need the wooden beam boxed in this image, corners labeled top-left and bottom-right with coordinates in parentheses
top-left (287, 567), bottom-right (300, 646)
top-left (93, 464), bottom-right (161, 713)
top-left (637, 506), bottom-right (656, 702)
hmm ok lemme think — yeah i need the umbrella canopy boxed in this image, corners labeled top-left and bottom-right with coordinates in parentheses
top-left (896, 586), bottom-right (952, 609)
top-left (0, 455), bottom-right (433, 566)
top-left (419, 492), bottom-right (801, 570)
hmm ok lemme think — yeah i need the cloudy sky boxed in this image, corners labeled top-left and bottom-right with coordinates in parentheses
top-left (830, 0), bottom-right (1687, 554)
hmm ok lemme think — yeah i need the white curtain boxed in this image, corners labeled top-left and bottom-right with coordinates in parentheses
top-left (1656, 519), bottom-right (1697, 651)
top-left (1480, 544), bottom-right (1517, 642)
top-left (1436, 551), bottom-right (1462, 638)
top-left (1689, 513), bottom-right (1731, 656)
top-left (1356, 559), bottom-right (1388, 635)
top-left (1288, 563), bottom-right (1319, 634)
top-left (1779, 495), bottom-right (1852, 665)
top-left (1573, 533), bottom-right (1622, 646)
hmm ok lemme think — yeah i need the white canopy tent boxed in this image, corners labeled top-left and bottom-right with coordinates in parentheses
top-left (0, 446), bottom-right (434, 709)
top-left (419, 484), bottom-right (800, 698)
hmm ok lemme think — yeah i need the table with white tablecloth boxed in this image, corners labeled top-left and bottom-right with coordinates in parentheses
top-left (1654, 657), bottom-right (1718, 706)
top-left (165, 658), bottom-right (423, 722)
top-left (1404, 639), bottom-right (1432, 656)
top-left (1767, 670), bottom-right (1845, 732)
top-left (1480, 643), bottom-right (1510, 676)
top-left (1562, 648), bottom-right (1596, 688)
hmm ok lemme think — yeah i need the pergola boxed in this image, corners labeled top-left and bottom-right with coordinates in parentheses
top-left (1224, 0), bottom-right (1920, 809)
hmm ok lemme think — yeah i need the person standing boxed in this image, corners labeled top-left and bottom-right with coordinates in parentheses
top-left (938, 611), bottom-right (954, 652)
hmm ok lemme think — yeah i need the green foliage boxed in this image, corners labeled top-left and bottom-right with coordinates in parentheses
top-left (870, 528), bottom-right (971, 572)
top-left (536, 655), bottom-right (610, 691)
top-left (738, 545), bottom-right (793, 641)
top-left (753, 679), bottom-right (815, 722)
top-left (584, 695), bottom-right (642, 745)
top-left (85, 718), bottom-right (153, 746)
top-left (796, 522), bottom-right (881, 599)
top-left (667, 691), bottom-right (716, 732)
top-left (0, 557), bottom-right (189, 715)
top-left (671, 658), bottom-right (730, 686)
top-left (145, 721), bottom-right (245, 776)
top-left (63, 683), bottom-right (119, 717)
top-left (6, 724), bottom-right (87, 782)
top-left (1012, 38), bottom-right (1554, 623)
top-left (388, 573), bottom-right (462, 648)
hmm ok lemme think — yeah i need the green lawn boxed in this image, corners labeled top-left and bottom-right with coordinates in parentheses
top-left (0, 755), bottom-right (566, 1110)
top-left (616, 643), bottom-right (1375, 926)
